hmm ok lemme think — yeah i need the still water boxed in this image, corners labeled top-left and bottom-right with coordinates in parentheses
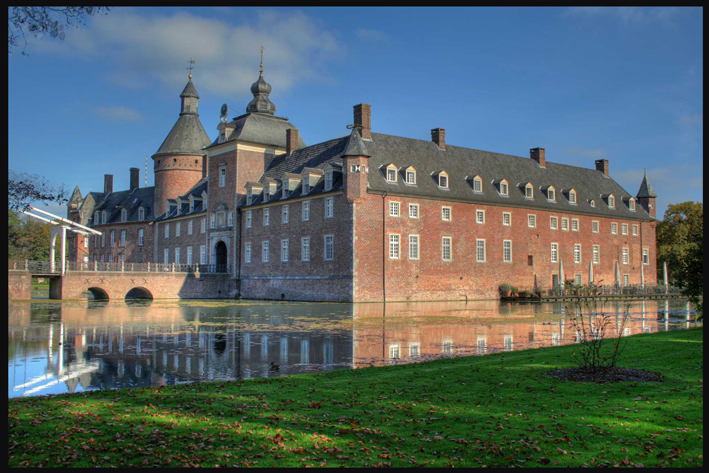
top-left (8, 298), bottom-right (700, 398)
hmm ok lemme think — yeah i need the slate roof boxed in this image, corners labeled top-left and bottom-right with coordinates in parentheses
top-left (637, 172), bottom-right (657, 198)
top-left (205, 113), bottom-right (306, 150)
top-left (243, 131), bottom-right (653, 221)
top-left (154, 113), bottom-right (212, 157)
top-left (157, 178), bottom-right (209, 221)
top-left (91, 186), bottom-right (155, 225)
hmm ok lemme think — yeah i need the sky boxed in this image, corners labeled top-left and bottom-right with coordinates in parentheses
top-left (8, 7), bottom-right (703, 219)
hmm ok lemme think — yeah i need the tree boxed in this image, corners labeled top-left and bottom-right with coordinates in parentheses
top-left (674, 232), bottom-right (703, 317)
top-left (8, 7), bottom-right (110, 56)
top-left (8, 170), bottom-right (68, 213)
top-left (656, 201), bottom-right (703, 285)
top-left (8, 210), bottom-right (52, 261)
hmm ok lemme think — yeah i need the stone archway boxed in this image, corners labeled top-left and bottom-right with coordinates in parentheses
top-left (215, 241), bottom-right (228, 272)
top-left (85, 287), bottom-right (110, 300)
top-left (126, 287), bottom-right (153, 300)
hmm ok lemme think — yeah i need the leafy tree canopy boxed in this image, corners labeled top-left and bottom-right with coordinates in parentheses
top-left (8, 170), bottom-right (68, 213)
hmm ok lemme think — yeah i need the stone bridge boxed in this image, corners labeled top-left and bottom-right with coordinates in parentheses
top-left (8, 261), bottom-right (238, 301)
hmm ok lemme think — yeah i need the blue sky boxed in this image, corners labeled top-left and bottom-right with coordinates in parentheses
top-left (8, 7), bottom-right (703, 219)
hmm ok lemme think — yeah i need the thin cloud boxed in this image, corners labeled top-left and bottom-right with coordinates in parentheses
top-left (29, 9), bottom-right (343, 99)
top-left (564, 7), bottom-right (681, 26)
top-left (95, 106), bottom-right (145, 122)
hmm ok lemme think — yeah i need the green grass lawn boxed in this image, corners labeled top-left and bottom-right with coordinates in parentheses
top-left (9, 328), bottom-right (703, 468)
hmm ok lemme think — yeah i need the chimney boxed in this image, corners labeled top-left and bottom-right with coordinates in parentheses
top-left (595, 159), bottom-right (609, 177)
top-left (104, 174), bottom-right (113, 195)
top-left (530, 147), bottom-right (545, 167)
top-left (130, 167), bottom-right (140, 191)
top-left (353, 103), bottom-right (371, 140)
top-left (431, 128), bottom-right (446, 150)
top-left (286, 128), bottom-right (299, 156)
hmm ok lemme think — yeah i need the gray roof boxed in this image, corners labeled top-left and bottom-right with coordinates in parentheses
top-left (180, 79), bottom-right (200, 99)
top-left (154, 113), bottom-right (212, 157)
top-left (637, 172), bottom-right (657, 198)
top-left (206, 112), bottom-right (306, 150)
top-left (342, 128), bottom-right (371, 157)
top-left (244, 131), bottom-right (652, 221)
top-left (91, 186), bottom-right (155, 225)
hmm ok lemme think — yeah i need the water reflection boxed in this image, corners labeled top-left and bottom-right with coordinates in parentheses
top-left (8, 299), bottom-right (701, 398)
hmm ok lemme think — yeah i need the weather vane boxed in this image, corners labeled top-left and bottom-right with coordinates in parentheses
top-left (259, 46), bottom-right (264, 75)
top-left (187, 58), bottom-right (195, 79)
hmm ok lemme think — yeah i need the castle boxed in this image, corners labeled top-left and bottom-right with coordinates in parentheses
top-left (67, 64), bottom-right (659, 302)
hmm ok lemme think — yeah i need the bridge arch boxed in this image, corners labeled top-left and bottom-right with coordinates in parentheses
top-left (85, 287), bottom-right (110, 300)
top-left (125, 287), bottom-right (153, 300)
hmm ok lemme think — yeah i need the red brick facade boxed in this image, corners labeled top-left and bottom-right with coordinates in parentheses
top-left (154, 213), bottom-right (208, 265)
top-left (89, 222), bottom-right (154, 265)
top-left (153, 154), bottom-right (205, 217)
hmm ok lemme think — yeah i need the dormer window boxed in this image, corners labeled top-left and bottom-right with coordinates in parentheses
top-left (629, 198), bottom-right (636, 211)
top-left (569, 189), bottom-right (577, 205)
top-left (590, 200), bottom-right (596, 208)
top-left (547, 186), bottom-right (556, 202)
top-left (473, 176), bottom-right (483, 193)
top-left (386, 165), bottom-right (397, 183)
top-left (525, 183), bottom-right (534, 199)
top-left (405, 167), bottom-right (417, 185)
top-left (101, 211), bottom-right (107, 224)
top-left (303, 181), bottom-right (310, 194)
top-left (138, 207), bottom-right (145, 221)
top-left (121, 208), bottom-right (127, 222)
top-left (94, 211), bottom-right (99, 224)
top-left (264, 187), bottom-right (270, 203)
top-left (438, 172), bottom-right (449, 189)
top-left (608, 195), bottom-right (615, 208)
top-left (500, 180), bottom-right (509, 197)
top-left (246, 190), bottom-right (253, 205)
top-left (325, 172), bottom-right (333, 191)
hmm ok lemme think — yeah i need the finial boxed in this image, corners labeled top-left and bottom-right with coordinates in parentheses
top-left (187, 58), bottom-right (195, 80)
top-left (259, 46), bottom-right (264, 76)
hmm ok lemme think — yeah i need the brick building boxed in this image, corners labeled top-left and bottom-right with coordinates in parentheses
top-left (68, 63), bottom-right (658, 302)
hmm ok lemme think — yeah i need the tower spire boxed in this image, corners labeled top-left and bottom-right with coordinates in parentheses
top-left (259, 46), bottom-right (264, 76)
top-left (246, 47), bottom-right (276, 115)
top-left (187, 57), bottom-right (195, 80)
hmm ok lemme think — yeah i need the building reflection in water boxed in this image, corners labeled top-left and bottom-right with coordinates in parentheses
top-left (7, 299), bottom-right (700, 398)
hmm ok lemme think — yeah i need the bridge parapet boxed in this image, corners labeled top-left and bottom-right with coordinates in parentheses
top-left (9, 260), bottom-right (229, 274)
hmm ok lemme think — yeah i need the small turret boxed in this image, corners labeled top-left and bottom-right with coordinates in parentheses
top-left (246, 47), bottom-right (276, 115)
top-left (636, 170), bottom-right (657, 218)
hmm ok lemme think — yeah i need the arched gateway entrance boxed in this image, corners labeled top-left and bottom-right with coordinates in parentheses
top-left (215, 241), bottom-right (228, 272)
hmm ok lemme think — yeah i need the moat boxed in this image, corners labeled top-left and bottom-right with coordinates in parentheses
top-left (8, 298), bottom-right (700, 398)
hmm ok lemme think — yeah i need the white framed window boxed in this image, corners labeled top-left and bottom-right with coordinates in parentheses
top-left (281, 239), bottom-right (289, 262)
top-left (138, 229), bottom-right (144, 246)
top-left (642, 248), bottom-right (649, 265)
top-left (188, 220), bottom-right (193, 235)
top-left (389, 234), bottom-right (400, 259)
top-left (611, 222), bottom-right (618, 234)
top-left (301, 237), bottom-right (310, 262)
top-left (110, 230), bottom-right (115, 247)
top-left (101, 232), bottom-right (105, 247)
top-left (246, 211), bottom-right (252, 228)
top-left (324, 235), bottom-right (334, 261)
top-left (571, 219), bottom-right (579, 232)
top-left (246, 190), bottom-right (252, 206)
top-left (473, 177), bottom-right (483, 193)
top-left (528, 214), bottom-right (536, 228)
top-left (303, 181), bottom-right (310, 195)
top-left (121, 208), bottom-right (127, 222)
top-left (108, 254), bottom-right (113, 263)
top-left (325, 197), bottom-right (334, 218)
top-left (593, 245), bottom-right (600, 264)
top-left (561, 218), bottom-right (569, 231)
top-left (622, 247), bottom-right (629, 264)
top-left (176, 222), bottom-right (181, 237)
top-left (547, 188), bottom-right (555, 202)
top-left (632, 224), bottom-right (638, 236)
top-left (629, 199), bottom-right (636, 211)
top-left (120, 230), bottom-right (126, 246)
top-left (590, 200), bottom-right (596, 208)
top-left (551, 243), bottom-right (558, 263)
top-left (438, 173), bottom-right (448, 189)
top-left (386, 167), bottom-right (397, 183)
top-left (94, 211), bottom-right (99, 223)
top-left (389, 344), bottom-right (400, 359)
top-left (525, 184), bottom-right (534, 199)
top-left (174, 247), bottom-right (180, 264)
top-left (102, 211), bottom-right (107, 224)
top-left (409, 235), bottom-right (419, 260)
top-left (262, 241), bottom-right (270, 263)
top-left (500, 180), bottom-right (509, 196)
top-left (187, 246), bottom-right (193, 265)
top-left (219, 166), bottom-right (226, 187)
top-left (263, 208), bottom-right (270, 226)
top-left (210, 214), bottom-right (215, 229)
top-left (163, 248), bottom-right (169, 264)
top-left (504, 335), bottom-right (513, 352)
top-left (477, 336), bottom-right (487, 354)
top-left (281, 205), bottom-right (289, 224)
top-left (201, 217), bottom-right (206, 233)
top-left (389, 201), bottom-right (400, 217)
top-left (302, 201), bottom-right (310, 221)
top-left (476, 239), bottom-right (486, 263)
top-left (100, 254), bottom-right (104, 262)
top-left (228, 212), bottom-right (233, 227)
top-left (550, 216), bottom-right (558, 230)
top-left (476, 209), bottom-right (485, 224)
top-left (325, 172), bottom-right (333, 191)
top-left (263, 187), bottom-right (270, 203)
top-left (409, 204), bottom-right (419, 219)
top-left (574, 244), bottom-right (581, 264)
top-left (442, 236), bottom-right (452, 261)
top-left (200, 245), bottom-right (206, 264)
top-left (245, 243), bottom-right (251, 263)
top-left (608, 195), bottom-right (615, 208)
top-left (442, 206), bottom-right (451, 222)
top-left (574, 274), bottom-right (582, 285)
top-left (409, 342), bottom-right (420, 357)
top-left (623, 274), bottom-right (630, 286)
top-left (592, 220), bottom-right (599, 233)
top-left (622, 223), bottom-right (628, 235)
top-left (503, 212), bottom-right (511, 226)
top-left (406, 170), bottom-right (416, 185)
top-left (569, 190), bottom-right (577, 204)
top-left (138, 208), bottom-right (145, 221)
top-left (503, 240), bottom-right (512, 263)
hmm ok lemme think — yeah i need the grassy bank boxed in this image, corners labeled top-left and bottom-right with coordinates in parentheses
top-left (9, 328), bottom-right (703, 468)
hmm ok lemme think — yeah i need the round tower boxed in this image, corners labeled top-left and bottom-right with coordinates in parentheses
top-left (152, 75), bottom-right (212, 217)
